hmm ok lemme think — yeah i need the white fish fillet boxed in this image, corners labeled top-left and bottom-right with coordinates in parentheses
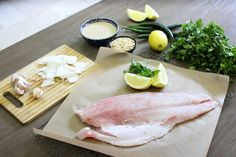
top-left (75, 92), bottom-right (218, 147)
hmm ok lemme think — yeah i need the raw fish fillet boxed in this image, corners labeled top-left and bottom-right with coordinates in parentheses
top-left (75, 92), bottom-right (218, 146)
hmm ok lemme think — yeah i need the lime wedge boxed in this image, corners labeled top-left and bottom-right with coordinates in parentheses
top-left (152, 63), bottom-right (168, 88)
top-left (124, 73), bottom-right (152, 90)
top-left (145, 4), bottom-right (159, 20)
top-left (127, 9), bottom-right (147, 22)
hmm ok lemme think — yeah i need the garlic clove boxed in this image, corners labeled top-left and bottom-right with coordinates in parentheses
top-left (14, 86), bottom-right (25, 95)
top-left (32, 87), bottom-right (43, 99)
top-left (11, 73), bottom-right (20, 84)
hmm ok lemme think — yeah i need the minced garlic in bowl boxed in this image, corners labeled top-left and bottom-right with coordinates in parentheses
top-left (109, 36), bottom-right (136, 52)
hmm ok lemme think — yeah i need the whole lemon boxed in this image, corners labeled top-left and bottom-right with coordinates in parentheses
top-left (148, 30), bottom-right (168, 52)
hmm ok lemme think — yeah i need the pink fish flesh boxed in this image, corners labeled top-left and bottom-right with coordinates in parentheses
top-left (75, 92), bottom-right (218, 147)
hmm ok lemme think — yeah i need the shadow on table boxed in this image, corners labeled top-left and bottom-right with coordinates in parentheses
top-left (35, 133), bottom-right (110, 157)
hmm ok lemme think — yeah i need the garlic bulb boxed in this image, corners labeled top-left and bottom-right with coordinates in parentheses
top-left (15, 77), bottom-right (30, 90)
top-left (32, 87), bottom-right (43, 99)
top-left (11, 73), bottom-right (30, 95)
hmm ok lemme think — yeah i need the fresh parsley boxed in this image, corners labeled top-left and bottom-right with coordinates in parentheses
top-left (166, 19), bottom-right (236, 75)
top-left (125, 60), bottom-right (159, 77)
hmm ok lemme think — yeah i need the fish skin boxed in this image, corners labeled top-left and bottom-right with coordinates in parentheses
top-left (75, 92), bottom-right (218, 147)
top-left (77, 123), bottom-right (171, 147)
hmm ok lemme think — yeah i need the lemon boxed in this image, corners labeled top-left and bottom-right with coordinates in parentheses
top-left (152, 63), bottom-right (168, 88)
top-left (145, 4), bottom-right (159, 20)
top-left (127, 9), bottom-right (147, 22)
top-left (124, 73), bottom-right (152, 90)
top-left (148, 30), bottom-right (168, 52)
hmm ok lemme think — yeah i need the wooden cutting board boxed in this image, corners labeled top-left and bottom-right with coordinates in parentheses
top-left (0, 45), bottom-right (94, 124)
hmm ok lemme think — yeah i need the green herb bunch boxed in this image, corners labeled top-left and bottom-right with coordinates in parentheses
top-left (126, 60), bottom-right (159, 77)
top-left (166, 19), bottom-right (236, 75)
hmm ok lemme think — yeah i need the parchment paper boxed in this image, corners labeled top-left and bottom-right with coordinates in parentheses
top-left (34, 47), bottom-right (229, 157)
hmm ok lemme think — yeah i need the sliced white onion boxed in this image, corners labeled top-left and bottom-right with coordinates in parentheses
top-left (67, 74), bottom-right (79, 83)
top-left (45, 68), bottom-right (57, 79)
top-left (37, 71), bottom-right (46, 79)
top-left (63, 55), bottom-right (77, 64)
top-left (41, 79), bottom-right (55, 87)
top-left (37, 55), bottom-right (88, 87)
top-left (74, 62), bottom-right (87, 74)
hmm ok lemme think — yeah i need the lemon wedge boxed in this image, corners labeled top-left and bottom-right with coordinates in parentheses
top-left (145, 4), bottom-right (159, 20)
top-left (152, 63), bottom-right (168, 88)
top-left (124, 73), bottom-right (152, 90)
top-left (127, 9), bottom-right (147, 22)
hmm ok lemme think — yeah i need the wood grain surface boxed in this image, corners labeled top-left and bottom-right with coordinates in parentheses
top-left (0, 45), bottom-right (94, 124)
top-left (0, 0), bottom-right (236, 157)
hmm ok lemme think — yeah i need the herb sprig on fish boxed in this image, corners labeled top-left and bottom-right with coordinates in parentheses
top-left (125, 60), bottom-right (159, 77)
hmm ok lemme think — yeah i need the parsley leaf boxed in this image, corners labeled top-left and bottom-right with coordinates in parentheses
top-left (126, 60), bottom-right (159, 77)
top-left (166, 19), bottom-right (236, 75)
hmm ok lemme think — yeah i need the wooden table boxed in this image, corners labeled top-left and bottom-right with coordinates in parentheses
top-left (1, 0), bottom-right (236, 157)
